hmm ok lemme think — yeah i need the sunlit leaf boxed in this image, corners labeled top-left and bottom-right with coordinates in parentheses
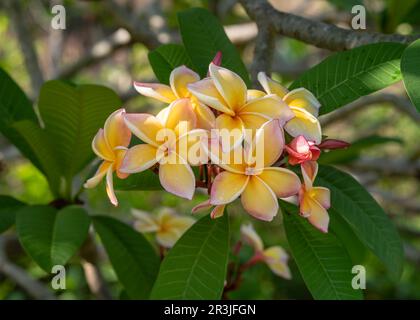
top-left (401, 38), bottom-right (420, 113)
top-left (291, 42), bottom-right (406, 114)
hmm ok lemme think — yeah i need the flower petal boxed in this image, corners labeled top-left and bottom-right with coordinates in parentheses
top-left (211, 205), bottom-right (226, 219)
top-left (176, 129), bottom-right (209, 166)
top-left (119, 144), bottom-right (159, 173)
top-left (170, 65), bottom-right (200, 98)
top-left (258, 72), bottom-right (289, 98)
top-left (247, 89), bottom-right (266, 101)
top-left (84, 161), bottom-right (112, 188)
top-left (239, 95), bottom-right (294, 125)
top-left (240, 224), bottom-right (264, 252)
top-left (301, 196), bottom-right (330, 233)
top-left (210, 171), bottom-right (249, 205)
top-left (301, 160), bottom-right (318, 188)
top-left (92, 128), bottom-right (114, 161)
top-left (209, 63), bottom-right (247, 111)
top-left (284, 107), bottom-right (322, 144)
top-left (105, 164), bottom-right (118, 206)
top-left (162, 98), bottom-right (197, 134)
top-left (215, 114), bottom-right (244, 152)
top-left (133, 82), bottom-right (176, 103)
top-left (263, 246), bottom-right (292, 279)
top-left (258, 167), bottom-right (301, 198)
top-left (132, 209), bottom-right (159, 233)
top-left (206, 138), bottom-right (246, 174)
top-left (159, 153), bottom-right (196, 200)
top-left (104, 109), bottom-right (131, 150)
top-left (124, 113), bottom-right (163, 147)
top-left (187, 78), bottom-right (233, 115)
top-left (244, 119), bottom-right (284, 169)
top-left (191, 200), bottom-right (211, 214)
top-left (283, 88), bottom-right (321, 116)
top-left (239, 112), bottom-right (270, 130)
top-left (156, 230), bottom-right (181, 248)
top-left (167, 216), bottom-right (195, 234)
top-left (193, 102), bottom-right (216, 130)
top-left (312, 186), bottom-right (331, 209)
top-left (241, 176), bottom-right (279, 221)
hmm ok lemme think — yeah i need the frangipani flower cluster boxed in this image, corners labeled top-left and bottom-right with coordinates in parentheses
top-left (132, 208), bottom-right (195, 248)
top-left (85, 56), bottom-right (349, 233)
top-left (240, 224), bottom-right (291, 279)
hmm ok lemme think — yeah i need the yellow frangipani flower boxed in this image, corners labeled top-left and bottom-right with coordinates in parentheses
top-left (84, 109), bottom-right (131, 206)
top-left (205, 119), bottom-right (301, 221)
top-left (132, 208), bottom-right (195, 248)
top-left (119, 98), bottom-right (206, 200)
top-left (257, 72), bottom-right (322, 144)
top-left (133, 65), bottom-right (216, 130)
top-left (241, 224), bottom-right (291, 279)
top-left (299, 161), bottom-right (331, 233)
top-left (188, 63), bottom-right (294, 151)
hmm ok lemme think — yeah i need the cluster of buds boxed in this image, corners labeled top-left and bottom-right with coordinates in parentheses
top-left (85, 54), bottom-right (349, 233)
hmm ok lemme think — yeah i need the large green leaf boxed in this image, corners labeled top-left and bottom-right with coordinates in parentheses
top-left (0, 67), bottom-right (42, 170)
top-left (178, 8), bottom-right (250, 84)
top-left (38, 81), bottom-right (121, 179)
top-left (290, 42), bottom-right (406, 115)
top-left (401, 38), bottom-right (420, 112)
top-left (316, 165), bottom-right (403, 280)
top-left (148, 44), bottom-right (193, 84)
top-left (12, 120), bottom-right (63, 196)
top-left (93, 216), bottom-right (159, 299)
top-left (114, 170), bottom-right (162, 191)
top-left (16, 205), bottom-right (91, 271)
top-left (318, 135), bottom-right (403, 165)
top-left (282, 203), bottom-right (363, 300)
top-left (151, 214), bottom-right (229, 300)
top-left (0, 195), bottom-right (25, 234)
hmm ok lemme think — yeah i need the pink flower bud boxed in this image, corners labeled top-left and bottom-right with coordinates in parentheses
top-left (212, 51), bottom-right (222, 66)
top-left (318, 139), bottom-right (350, 150)
top-left (285, 135), bottom-right (320, 165)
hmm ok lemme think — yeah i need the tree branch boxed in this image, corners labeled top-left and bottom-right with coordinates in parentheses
top-left (250, 21), bottom-right (275, 86)
top-left (0, 236), bottom-right (56, 300)
top-left (57, 29), bottom-right (134, 79)
top-left (4, 0), bottom-right (44, 94)
top-left (239, 0), bottom-right (420, 51)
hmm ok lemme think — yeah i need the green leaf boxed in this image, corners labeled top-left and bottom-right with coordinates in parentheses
top-left (290, 42), bottom-right (406, 115)
top-left (93, 216), bottom-right (159, 299)
top-left (318, 135), bottom-right (403, 165)
top-left (0, 67), bottom-right (42, 170)
top-left (12, 120), bottom-right (63, 196)
top-left (401, 38), bottom-right (420, 112)
top-left (148, 44), bottom-right (193, 84)
top-left (282, 203), bottom-right (363, 300)
top-left (0, 195), bottom-right (25, 234)
top-left (16, 205), bottom-right (91, 271)
top-left (114, 170), bottom-right (162, 191)
top-left (178, 8), bottom-right (250, 84)
top-left (150, 214), bottom-right (229, 300)
top-left (38, 81), bottom-right (121, 179)
top-left (329, 210), bottom-right (368, 265)
top-left (316, 165), bottom-right (403, 280)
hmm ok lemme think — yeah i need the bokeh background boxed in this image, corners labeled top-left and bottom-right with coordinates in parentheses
top-left (0, 0), bottom-right (419, 299)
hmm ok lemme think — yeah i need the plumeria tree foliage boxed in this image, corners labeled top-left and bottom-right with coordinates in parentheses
top-left (1, 7), bottom-right (419, 300)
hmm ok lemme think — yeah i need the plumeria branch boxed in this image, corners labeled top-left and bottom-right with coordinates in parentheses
top-left (239, 0), bottom-right (420, 51)
top-left (0, 236), bottom-right (56, 300)
top-left (4, 0), bottom-right (44, 95)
